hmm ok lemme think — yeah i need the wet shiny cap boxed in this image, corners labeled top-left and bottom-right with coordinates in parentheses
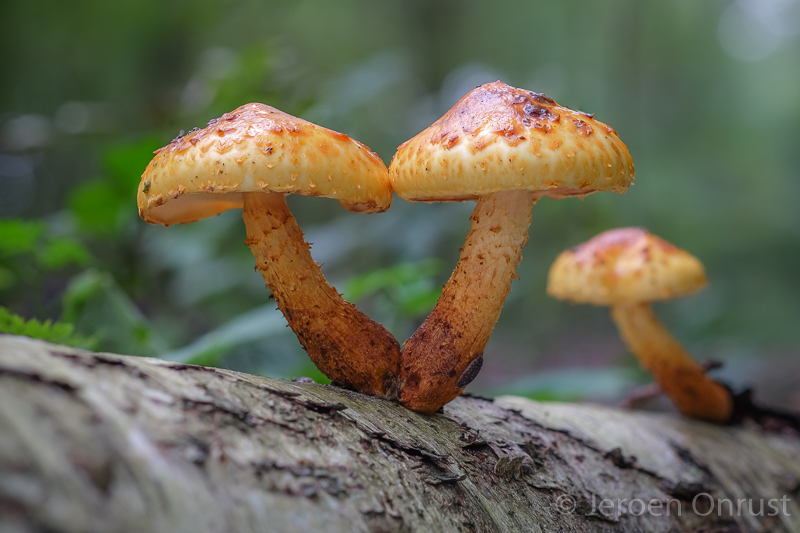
top-left (547, 228), bottom-right (708, 305)
top-left (388, 81), bottom-right (634, 202)
top-left (138, 103), bottom-right (392, 225)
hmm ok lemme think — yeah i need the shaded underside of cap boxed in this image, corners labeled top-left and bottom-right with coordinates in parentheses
top-left (547, 228), bottom-right (708, 305)
top-left (137, 103), bottom-right (392, 226)
top-left (389, 81), bottom-right (634, 202)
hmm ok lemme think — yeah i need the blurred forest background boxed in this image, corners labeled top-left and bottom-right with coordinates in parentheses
top-left (1, 0), bottom-right (798, 411)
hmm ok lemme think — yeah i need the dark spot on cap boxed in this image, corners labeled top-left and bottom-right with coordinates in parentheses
top-left (523, 103), bottom-right (557, 121)
top-left (529, 91), bottom-right (556, 105)
top-left (572, 118), bottom-right (594, 136)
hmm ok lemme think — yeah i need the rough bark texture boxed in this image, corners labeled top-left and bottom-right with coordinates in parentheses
top-left (1, 334), bottom-right (798, 533)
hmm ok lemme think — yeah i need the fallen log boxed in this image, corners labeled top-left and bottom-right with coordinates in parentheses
top-left (0, 334), bottom-right (798, 532)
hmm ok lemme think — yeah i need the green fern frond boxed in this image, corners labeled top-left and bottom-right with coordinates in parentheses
top-left (0, 306), bottom-right (94, 348)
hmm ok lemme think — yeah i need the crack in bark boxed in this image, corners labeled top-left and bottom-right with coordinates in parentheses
top-left (0, 366), bottom-right (79, 392)
top-left (501, 405), bottom-right (684, 488)
top-left (252, 459), bottom-right (351, 497)
top-left (671, 441), bottom-right (715, 477)
top-left (50, 349), bottom-right (152, 381)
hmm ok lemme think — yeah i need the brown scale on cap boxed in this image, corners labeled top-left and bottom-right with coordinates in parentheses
top-left (139, 103), bottom-right (392, 226)
top-left (391, 81), bottom-right (632, 205)
top-left (389, 81), bottom-right (634, 414)
top-left (547, 228), bottom-right (732, 423)
top-left (138, 103), bottom-right (401, 399)
top-left (549, 227), bottom-right (708, 306)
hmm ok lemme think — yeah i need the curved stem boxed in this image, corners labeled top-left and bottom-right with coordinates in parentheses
top-left (400, 190), bottom-right (536, 412)
top-left (610, 302), bottom-right (732, 423)
top-left (242, 192), bottom-right (401, 399)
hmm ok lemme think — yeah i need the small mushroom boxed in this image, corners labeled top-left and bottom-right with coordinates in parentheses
top-left (388, 81), bottom-right (635, 413)
top-left (547, 227), bottom-right (732, 423)
top-left (138, 103), bottom-right (401, 398)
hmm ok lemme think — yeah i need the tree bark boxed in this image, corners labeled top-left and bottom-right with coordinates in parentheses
top-left (0, 334), bottom-right (798, 533)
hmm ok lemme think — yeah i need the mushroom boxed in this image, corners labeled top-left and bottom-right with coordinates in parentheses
top-left (138, 103), bottom-right (401, 398)
top-left (546, 227), bottom-right (732, 422)
top-left (388, 81), bottom-right (635, 413)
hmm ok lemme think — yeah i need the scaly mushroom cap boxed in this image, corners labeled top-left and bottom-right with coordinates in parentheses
top-left (547, 228), bottom-right (708, 305)
top-left (138, 103), bottom-right (392, 226)
top-left (389, 81), bottom-right (635, 202)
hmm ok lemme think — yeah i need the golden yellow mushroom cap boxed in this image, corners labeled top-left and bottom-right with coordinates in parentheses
top-left (547, 228), bottom-right (708, 305)
top-left (137, 103), bottom-right (392, 225)
top-left (388, 81), bottom-right (635, 202)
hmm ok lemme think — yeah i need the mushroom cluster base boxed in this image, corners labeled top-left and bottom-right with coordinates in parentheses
top-left (611, 302), bottom-right (732, 423)
top-left (400, 190), bottom-right (536, 413)
top-left (241, 192), bottom-right (401, 399)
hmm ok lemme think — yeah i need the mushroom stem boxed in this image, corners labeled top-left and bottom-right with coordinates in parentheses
top-left (400, 189), bottom-right (536, 413)
top-left (610, 302), bottom-right (732, 423)
top-left (241, 192), bottom-right (401, 399)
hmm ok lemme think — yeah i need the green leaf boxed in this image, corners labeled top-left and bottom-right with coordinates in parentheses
top-left (498, 367), bottom-right (644, 402)
top-left (394, 284), bottom-right (442, 317)
top-left (163, 304), bottom-right (287, 364)
top-left (0, 219), bottom-right (92, 275)
top-left (103, 136), bottom-right (162, 190)
top-left (0, 306), bottom-right (93, 348)
top-left (38, 237), bottom-right (91, 269)
top-left (68, 180), bottom-right (125, 235)
top-left (344, 259), bottom-right (442, 303)
top-left (67, 137), bottom-right (162, 238)
top-left (343, 259), bottom-right (443, 318)
top-left (0, 266), bottom-right (15, 291)
top-left (183, 346), bottom-right (231, 368)
top-left (61, 268), bottom-right (106, 323)
top-left (61, 269), bottom-right (167, 356)
top-left (0, 219), bottom-right (45, 256)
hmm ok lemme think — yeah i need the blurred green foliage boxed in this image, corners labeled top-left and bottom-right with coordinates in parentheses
top-left (0, 219), bottom-right (89, 272)
top-left (344, 259), bottom-right (444, 336)
top-left (1, 0), bottom-right (798, 407)
top-left (69, 138), bottom-right (162, 236)
top-left (62, 269), bottom-right (168, 357)
top-left (0, 306), bottom-right (92, 348)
